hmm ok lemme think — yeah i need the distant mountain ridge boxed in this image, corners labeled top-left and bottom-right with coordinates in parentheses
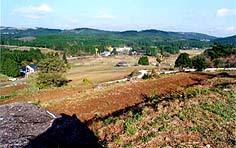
top-left (1, 26), bottom-right (217, 41)
top-left (213, 35), bottom-right (236, 46)
top-left (1, 26), bottom-right (235, 55)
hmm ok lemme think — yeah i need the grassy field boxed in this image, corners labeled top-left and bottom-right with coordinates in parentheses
top-left (67, 49), bottom-right (204, 86)
top-left (0, 49), bottom-right (205, 106)
top-left (0, 73), bottom-right (9, 82)
top-left (0, 45), bottom-right (58, 54)
top-left (67, 55), bottom-right (156, 86)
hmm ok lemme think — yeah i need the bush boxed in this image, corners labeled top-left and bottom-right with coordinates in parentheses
top-left (138, 56), bottom-right (149, 65)
top-left (214, 59), bottom-right (223, 68)
top-left (175, 53), bottom-right (192, 71)
top-left (192, 55), bottom-right (207, 71)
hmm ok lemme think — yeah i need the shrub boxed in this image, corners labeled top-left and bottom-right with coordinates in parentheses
top-left (175, 53), bottom-right (192, 71)
top-left (192, 55), bottom-right (207, 71)
top-left (214, 59), bottom-right (223, 68)
top-left (138, 56), bottom-right (149, 65)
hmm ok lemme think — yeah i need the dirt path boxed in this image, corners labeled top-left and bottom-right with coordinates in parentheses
top-left (45, 73), bottom-right (212, 121)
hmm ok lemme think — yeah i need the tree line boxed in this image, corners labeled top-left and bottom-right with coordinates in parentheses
top-left (175, 43), bottom-right (236, 71)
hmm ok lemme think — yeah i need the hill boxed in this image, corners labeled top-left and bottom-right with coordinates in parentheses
top-left (1, 27), bottom-right (218, 55)
top-left (213, 35), bottom-right (236, 46)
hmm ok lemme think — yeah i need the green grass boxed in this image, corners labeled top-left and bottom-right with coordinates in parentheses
top-left (96, 79), bottom-right (236, 147)
top-left (0, 73), bottom-right (9, 82)
top-left (185, 86), bottom-right (209, 98)
top-left (103, 116), bottom-right (115, 125)
top-left (0, 95), bottom-right (11, 100)
top-left (31, 100), bottom-right (41, 107)
top-left (125, 125), bottom-right (137, 136)
top-left (0, 91), bottom-right (18, 100)
top-left (141, 132), bottom-right (156, 142)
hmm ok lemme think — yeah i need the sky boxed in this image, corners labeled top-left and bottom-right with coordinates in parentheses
top-left (1, 0), bottom-right (236, 37)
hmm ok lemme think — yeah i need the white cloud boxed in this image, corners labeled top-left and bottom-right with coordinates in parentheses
top-left (94, 12), bottom-right (115, 19)
top-left (71, 19), bottom-right (79, 24)
top-left (12, 4), bottom-right (52, 19)
top-left (216, 8), bottom-right (236, 17)
top-left (78, 10), bottom-right (115, 20)
top-left (226, 26), bottom-right (235, 32)
top-left (93, 11), bottom-right (115, 19)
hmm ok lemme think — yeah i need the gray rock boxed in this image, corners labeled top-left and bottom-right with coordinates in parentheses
top-left (0, 102), bottom-right (58, 147)
top-left (0, 102), bottom-right (103, 148)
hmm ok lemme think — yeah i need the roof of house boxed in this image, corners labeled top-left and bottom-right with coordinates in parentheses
top-left (27, 64), bottom-right (37, 69)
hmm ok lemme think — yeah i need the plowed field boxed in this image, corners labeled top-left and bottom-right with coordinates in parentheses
top-left (46, 73), bottom-right (211, 121)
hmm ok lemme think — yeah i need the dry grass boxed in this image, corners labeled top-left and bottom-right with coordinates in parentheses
top-left (0, 45), bottom-right (58, 54)
top-left (67, 50), bottom-right (204, 86)
top-left (67, 55), bottom-right (157, 86)
top-left (180, 49), bottom-right (205, 57)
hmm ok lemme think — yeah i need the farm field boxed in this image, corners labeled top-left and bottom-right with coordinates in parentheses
top-left (67, 55), bottom-right (156, 86)
top-left (0, 45), bottom-right (58, 54)
top-left (1, 50), bottom-right (235, 147)
top-left (0, 50), bottom-right (203, 105)
top-left (1, 1), bottom-right (236, 147)
top-left (67, 49), bottom-right (204, 86)
top-left (91, 74), bottom-right (236, 147)
top-left (1, 71), bottom-right (235, 147)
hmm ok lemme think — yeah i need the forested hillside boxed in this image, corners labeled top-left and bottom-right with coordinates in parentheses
top-left (213, 35), bottom-right (236, 46)
top-left (204, 43), bottom-right (236, 67)
top-left (1, 27), bottom-right (216, 55)
top-left (0, 48), bottom-right (44, 77)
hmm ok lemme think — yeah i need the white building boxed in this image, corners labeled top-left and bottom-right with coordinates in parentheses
top-left (115, 46), bottom-right (132, 54)
top-left (20, 64), bottom-right (37, 76)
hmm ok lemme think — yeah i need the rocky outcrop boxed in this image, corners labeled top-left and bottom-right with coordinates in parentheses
top-left (0, 102), bottom-right (103, 148)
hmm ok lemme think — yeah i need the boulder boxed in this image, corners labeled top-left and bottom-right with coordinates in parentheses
top-left (0, 102), bottom-right (103, 148)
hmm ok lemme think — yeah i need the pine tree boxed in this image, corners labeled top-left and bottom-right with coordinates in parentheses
top-left (138, 56), bottom-right (149, 65)
top-left (36, 53), bottom-right (68, 88)
top-left (192, 55), bottom-right (207, 71)
top-left (175, 53), bottom-right (192, 71)
top-left (4, 59), bottom-right (20, 77)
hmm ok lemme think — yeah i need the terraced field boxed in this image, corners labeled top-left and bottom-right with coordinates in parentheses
top-left (89, 75), bottom-right (236, 147)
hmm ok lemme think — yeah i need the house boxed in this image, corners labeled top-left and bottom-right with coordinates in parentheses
top-left (20, 64), bottom-right (37, 76)
top-left (115, 46), bottom-right (132, 54)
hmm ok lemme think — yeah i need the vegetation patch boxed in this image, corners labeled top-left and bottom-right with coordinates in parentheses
top-left (91, 76), bottom-right (236, 147)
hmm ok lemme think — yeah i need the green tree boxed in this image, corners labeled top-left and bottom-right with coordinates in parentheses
top-left (36, 53), bottom-right (68, 88)
top-left (3, 59), bottom-right (20, 77)
top-left (192, 55), bottom-right (207, 71)
top-left (214, 59), bottom-right (223, 68)
top-left (138, 56), bottom-right (149, 65)
top-left (147, 48), bottom-right (157, 56)
top-left (175, 53), bottom-right (192, 71)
